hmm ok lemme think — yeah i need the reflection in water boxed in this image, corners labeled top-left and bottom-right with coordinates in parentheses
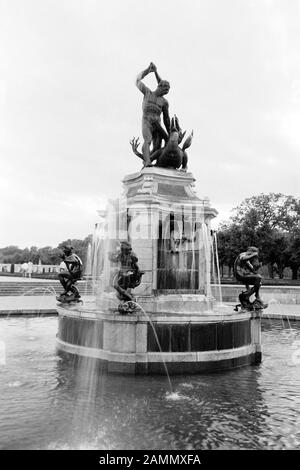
top-left (0, 317), bottom-right (299, 449)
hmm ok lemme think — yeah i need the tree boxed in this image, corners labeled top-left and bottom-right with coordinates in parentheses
top-left (217, 223), bottom-right (244, 276)
top-left (29, 246), bottom-right (40, 264)
top-left (217, 193), bottom-right (300, 280)
top-left (0, 246), bottom-right (23, 263)
top-left (0, 234), bottom-right (93, 269)
top-left (38, 246), bottom-right (60, 264)
top-left (232, 193), bottom-right (300, 232)
top-left (285, 234), bottom-right (300, 280)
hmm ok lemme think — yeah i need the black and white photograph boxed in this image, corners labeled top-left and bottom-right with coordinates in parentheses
top-left (0, 0), bottom-right (299, 459)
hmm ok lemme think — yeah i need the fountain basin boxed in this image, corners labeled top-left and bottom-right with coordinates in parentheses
top-left (56, 297), bottom-right (261, 375)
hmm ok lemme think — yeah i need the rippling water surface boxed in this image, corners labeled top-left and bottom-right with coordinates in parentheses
top-left (0, 316), bottom-right (299, 450)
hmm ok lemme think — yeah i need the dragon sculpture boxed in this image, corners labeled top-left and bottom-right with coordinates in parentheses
top-left (130, 115), bottom-right (193, 171)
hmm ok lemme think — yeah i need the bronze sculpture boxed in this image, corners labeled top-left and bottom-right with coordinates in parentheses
top-left (233, 246), bottom-right (268, 311)
top-left (134, 63), bottom-right (194, 170)
top-left (136, 62), bottom-right (171, 167)
top-left (56, 245), bottom-right (83, 304)
top-left (108, 241), bottom-right (144, 314)
top-left (130, 115), bottom-right (193, 171)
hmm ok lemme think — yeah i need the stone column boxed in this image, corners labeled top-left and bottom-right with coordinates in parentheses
top-left (128, 202), bottom-right (155, 296)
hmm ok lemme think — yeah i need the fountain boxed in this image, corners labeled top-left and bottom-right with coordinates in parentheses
top-left (56, 63), bottom-right (262, 374)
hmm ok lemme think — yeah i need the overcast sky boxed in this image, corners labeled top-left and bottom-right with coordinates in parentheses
top-left (1, 0), bottom-right (300, 248)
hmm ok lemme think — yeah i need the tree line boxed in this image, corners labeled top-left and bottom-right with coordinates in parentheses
top-left (0, 236), bottom-right (92, 267)
top-left (217, 193), bottom-right (300, 280)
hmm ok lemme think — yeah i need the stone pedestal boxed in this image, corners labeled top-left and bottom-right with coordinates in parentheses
top-left (124, 167), bottom-right (217, 296)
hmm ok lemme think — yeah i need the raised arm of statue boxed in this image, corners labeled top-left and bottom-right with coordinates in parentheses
top-left (245, 260), bottom-right (255, 273)
top-left (151, 62), bottom-right (162, 84)
top-left (136, 64), bottom-right (153, 95)
top-left (241, 251), bottom-right (258, 261)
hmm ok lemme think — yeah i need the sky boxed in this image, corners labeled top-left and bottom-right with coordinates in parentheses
top-left (0, 0), bottom-right (300, 248)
